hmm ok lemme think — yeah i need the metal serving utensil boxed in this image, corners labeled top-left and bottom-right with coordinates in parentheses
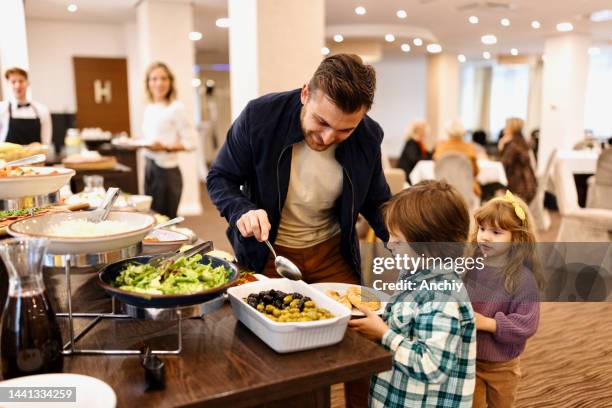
top-left (264, 240), bottom-right (303, 281)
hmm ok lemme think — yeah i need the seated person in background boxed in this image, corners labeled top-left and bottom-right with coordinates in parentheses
top-left (498, 118), bottom-right (537, 204)
top-left (471, 129), bottom-right (489, 160)
top-left (434, 120), bottom-right (481, 196)
top-left (396, 120), bottom-right (431, 182)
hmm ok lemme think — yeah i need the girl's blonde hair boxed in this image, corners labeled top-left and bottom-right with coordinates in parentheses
top-left (469, 192), bottom-right (545, 293)
top-left (144, 62), bottom-right (176, 103)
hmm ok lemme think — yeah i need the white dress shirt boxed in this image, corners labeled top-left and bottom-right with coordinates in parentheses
top-left (142, 100), bottom-right (196, 168)
top-left (0, 100), bottom-right (52, 145)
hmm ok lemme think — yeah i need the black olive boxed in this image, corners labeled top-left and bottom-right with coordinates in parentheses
top-left (275, 291), bottom-right (287, 300)
top-left (247, 294), bottom-right (258, 303)
top-left (273, 299), bottom-right (284, 309)
top-left (303, 296), bottom-right (311, 302)
top-left (292, 292), bottom-right (303, 299)
top-left (297, 298), bottom-right (306, 312)
top-left (259, 291), bottom-right (268, 298)
top-left (262, 295), bottom-right (273, 305)
top-left (247, 299), bottom-right (258, 308)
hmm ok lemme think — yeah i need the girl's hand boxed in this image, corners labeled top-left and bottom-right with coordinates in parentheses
top-left (347, 305), bottom-right (389, 341)
top-left (475, 312), bottom-right (497, 333)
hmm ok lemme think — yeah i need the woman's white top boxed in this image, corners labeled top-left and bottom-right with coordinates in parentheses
top-left (142, 100), bottom-right (196, 168)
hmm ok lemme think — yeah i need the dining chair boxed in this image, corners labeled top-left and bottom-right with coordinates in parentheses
top-left (530, 148), bottom-right (557, 232)
top-left (586, 149), bottom-right (612, 210)
top-left (434, 152), bottom-right (478, 211)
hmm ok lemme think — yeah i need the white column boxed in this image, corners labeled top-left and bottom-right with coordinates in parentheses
top-left (538, 34), bottom-right (590, 170)
top-left (426, 53), bottom-right (460, 149)
top-left (228, 0), bottom-right (325, 119)
top-left (136, 0), bottom-right (202, 215)
top-left (0, 0), bottom-right (29, 97)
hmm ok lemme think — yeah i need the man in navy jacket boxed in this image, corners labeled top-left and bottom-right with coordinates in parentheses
top-left (207, 54), bottom-right (390, 282)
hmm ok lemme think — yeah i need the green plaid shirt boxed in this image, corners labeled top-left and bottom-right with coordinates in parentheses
top-left (370, 269), bottom-right (476, 408)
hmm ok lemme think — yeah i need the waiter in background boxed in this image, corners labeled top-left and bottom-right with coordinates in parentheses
top-left (0, 67), bottom-right (52, 145)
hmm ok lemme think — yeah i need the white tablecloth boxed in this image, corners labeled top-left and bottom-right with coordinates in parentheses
top-left (553, 150), bottom-right (599, 214)
top-left (409, 159), bottom-right (508, 186)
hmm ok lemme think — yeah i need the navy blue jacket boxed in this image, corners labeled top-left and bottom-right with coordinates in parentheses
top-left (207, 89), bottom-right (390, 274)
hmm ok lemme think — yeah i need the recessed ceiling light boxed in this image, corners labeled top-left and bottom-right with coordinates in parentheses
top-left (427, 44), bottom-right (442, 54)
top-left (67, 3), bottom-right (77, 12)
top-left (191, 78), bottom-right (202, 87)
top-left (188, 31), bottom-right (203, 41)
top-left (590, 9), bottom-right (612, 22)
top-left (205, 79), bottom-right (216, 87)
top-left (510, 48), bottom-right (519, 56)
top-left (588, 47), bottom-right (601, 55)
top-left (500, 18), bottom-right (511, 27)
top-left (333, 34), bottom-right (344, 43)
top-left (413, 38), bottom-right (423, 46)
top-left (469, 15), bottom-right (479, 24)
top-left (483, 51), bottom-right (491, 60)
top-left (321, 47), bottom-right (330, 55)
top-left (401, 43), bottom-right (411, 52)
top-left (385, 34), bottom-right (396, 42)
top-left (457, 54), bottom-right (466, 63)
top-left (396, 10), bottom-right (407, 19)
top-left (531, 20), bottom-right (541, 29)
top-left (481, 34), bottom-right (497, 45)
top-left (215, 18), bottom-right (230, 28)
top-left (355, 6), bottom-right (366, 15)
top-left (556, 22), bottom-right (573, 32)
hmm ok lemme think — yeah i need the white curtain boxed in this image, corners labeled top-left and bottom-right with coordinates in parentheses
top-left (585, 48), bottom-right (612, 138)
top-left (489, 64), bottom-right (530, 140)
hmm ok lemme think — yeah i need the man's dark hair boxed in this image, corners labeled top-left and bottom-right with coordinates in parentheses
top-left (308, 54), bottom-right (376, 113)
top-left (4, 67), bottom-right (28, 80)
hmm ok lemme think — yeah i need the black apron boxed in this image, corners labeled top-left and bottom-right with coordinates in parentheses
top-left (5, 103), bottom-right (42, 145)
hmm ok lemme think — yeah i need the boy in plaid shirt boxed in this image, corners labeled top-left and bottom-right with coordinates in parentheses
top-left (349, 181), bottom-right (476, 407)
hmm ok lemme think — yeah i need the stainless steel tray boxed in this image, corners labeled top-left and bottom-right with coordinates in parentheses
top-left (0, 190), bottom-right (61, 210)
top-left (43, 242), bottom-right (142, 268)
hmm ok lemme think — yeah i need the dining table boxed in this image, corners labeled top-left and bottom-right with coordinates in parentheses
top-left (0, 260), bottom-right (392, 408)
top-left (552, 149), bottom-right (599, 214)
top-left (409, 159), bottom-right (508, 186)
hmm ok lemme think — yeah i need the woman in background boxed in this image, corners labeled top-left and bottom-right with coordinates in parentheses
top-left (498, 118), bottom-right (537, 204)
top-left (142, 62), bottom-right (196, 218)
top-left (396, 120), bottom-right (431, 182)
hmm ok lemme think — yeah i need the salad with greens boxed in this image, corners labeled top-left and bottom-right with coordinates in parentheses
top-left (113, 254), bottom-right (231, 295)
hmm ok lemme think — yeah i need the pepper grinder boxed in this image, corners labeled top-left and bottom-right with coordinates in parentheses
top-left (140, 346), bottom-right (165, 391)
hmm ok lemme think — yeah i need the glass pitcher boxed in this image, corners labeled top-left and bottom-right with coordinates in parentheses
top-left (0, 238), bottom-right (63, 379)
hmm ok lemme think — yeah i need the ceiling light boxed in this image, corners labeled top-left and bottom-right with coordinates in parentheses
top-left (457, 54), bottom-right (466, 63)
top-left (531, 20), bottom-right (541, 29)
top-left (396, 10), bottom-right (407, 19)
top-left (427, 44), bottom-right (442, 53)
top-left (500, 18), bottom-right (511, 27)
top-left (216, 18), bottom-right (230, 28)
top-left (333, 34), bottom-right (344, 43)
top-left (67, 3), bottom-right (77, 12)
top-left (510, 48), bottom-right (519, 56)
top-left (590, 10), bottom-right (612, 22)
top-left (188, 31), bottom-right (203, 41)
top-left (385, 34), bottom-right (396, 42)
top-left (469, 15), bottom-right (479, 24)
top-left (588, 47), bottom-right (601, 56)
top-left (481, 34), bottom-right (497, 45)
top-left (413, 38), bottom-right (423, 46)
top-left (482, 51), bottom-right (491, 60)
top-left (355, 6), bottom-right (366, 15)
top-left (321, 47), bottom-right (330, 55)
top-left (556, 22), bottom-right (574, 32)
top-left (191, 78), bottom-right (202, 87)
top-left (401, 43), bottom-right (411, 52)
top-left (205, 79), bottom-right (215, 87)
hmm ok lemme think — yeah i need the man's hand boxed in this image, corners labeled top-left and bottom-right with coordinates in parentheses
top-left (236, 209), bottom-right (271, 241)
top-left (347, 305), bottom-right (389, 341)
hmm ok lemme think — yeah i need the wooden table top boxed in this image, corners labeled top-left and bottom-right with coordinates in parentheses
top-left (36, 266), bottom-right (393, 408)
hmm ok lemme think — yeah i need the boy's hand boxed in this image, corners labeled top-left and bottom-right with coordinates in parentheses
top-left (474, 312), bottom-right (497, 333)
top-left (348, 305), bottom-right (388, 341)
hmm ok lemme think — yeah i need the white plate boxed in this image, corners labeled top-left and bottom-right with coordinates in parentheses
top-left (0, 167), bottom-right (75, 199)
top-left (141, 229), bottom-right (189, 254)
top-left (8, 211), bottom-right (156, 255)
top-left (310, 283), bottom-right (388, 316)
top-left (0, 373), bottom-right (116, 407)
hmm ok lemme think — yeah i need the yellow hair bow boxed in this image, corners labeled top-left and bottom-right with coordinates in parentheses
top-left (493, 190), bottom-right (526, 224)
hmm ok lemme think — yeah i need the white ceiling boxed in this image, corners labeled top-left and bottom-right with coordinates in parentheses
top-left (24, 0), bottom-right (612, 59)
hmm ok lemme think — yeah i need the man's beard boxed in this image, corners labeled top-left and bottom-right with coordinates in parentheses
top-left (300, 106), bottom-right (328, 152)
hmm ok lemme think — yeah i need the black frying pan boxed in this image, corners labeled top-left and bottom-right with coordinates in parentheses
top-left (98, 253), bottom-right (239, 308)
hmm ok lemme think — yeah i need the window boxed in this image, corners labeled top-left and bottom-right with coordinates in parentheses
top-left (585, 48), bottom-right (612, 138)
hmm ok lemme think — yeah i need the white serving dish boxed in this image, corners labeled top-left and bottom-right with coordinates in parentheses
top-left (8, 211), bottom-right (155, 255)
top-left (0, 373), bottom-right (116, 407)
top-left (227, 279), bottom-right (351, 353)
top-left (129, 194), bottom-right (152, 211)
top-left (141, 228), bottom-right (189, 254)
top-left (0, 166), bottom-right (75, 199)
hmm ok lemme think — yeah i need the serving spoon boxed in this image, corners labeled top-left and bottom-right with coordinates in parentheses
top-left (264, 240), bottom-right (303, 281)
top-left (1, 154), bottom-right (47, 169)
